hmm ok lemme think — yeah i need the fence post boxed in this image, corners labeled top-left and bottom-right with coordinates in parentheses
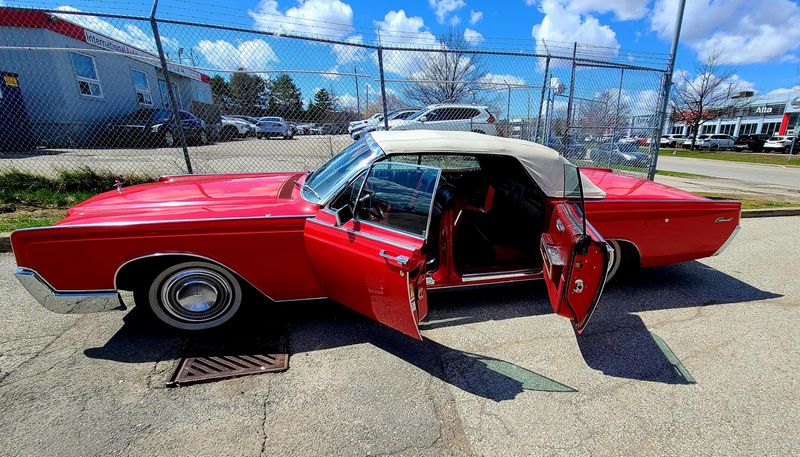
top-left (648, 0), bottom-right (686, 180)
top-left (611, 68), bottom-right (625, 165)
top-left (564, 42), bottom-right (577, 144)
top-left (535, 55), bottom-right (550, 141)
top-left (377, 47), bottom-right (389, 130)
top-left (150, 0), bottom-right (192, 174)
top-left (354, 65), bottom-right (360, 114)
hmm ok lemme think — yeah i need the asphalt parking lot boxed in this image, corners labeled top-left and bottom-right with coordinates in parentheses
top-left (0, 135), bottom-right (356, 177)
top-left (1, 216), bottom-right (798, 456)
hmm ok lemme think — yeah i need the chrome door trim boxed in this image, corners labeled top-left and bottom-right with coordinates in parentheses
top-left (11, 214), bottom-right (315, 232)
top-left (306, 217), bottom-right (419, 252)
top-left (461, 269), bottom-right (543, 282)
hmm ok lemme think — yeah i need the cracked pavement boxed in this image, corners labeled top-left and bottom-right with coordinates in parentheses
top-left (1, 216), bottom-right (799, 456)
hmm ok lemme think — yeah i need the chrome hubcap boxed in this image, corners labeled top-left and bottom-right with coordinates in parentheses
top-left (160, 268), bottom-right (233, 322)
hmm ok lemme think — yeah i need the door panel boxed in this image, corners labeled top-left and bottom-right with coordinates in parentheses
top-left (305, 217), bottom-right (426, 339)
top-left (540, 203), bottom-right (610, 333)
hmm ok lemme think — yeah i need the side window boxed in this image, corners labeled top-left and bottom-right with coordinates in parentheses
top-left (420, 155), bottom-right (479, 171)
top-left (131, 69), bottom-right (152, 105)
top-left (355, 162), bottom-right (441, 237)
top-left (329, 171), bottom-right (367, 211)
top-left (425, 109), bottom-right (442, 121)
top-left (69, 52), bottom-right (103, 98)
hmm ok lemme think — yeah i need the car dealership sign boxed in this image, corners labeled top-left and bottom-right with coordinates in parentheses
top-left (84, 30), bottom-right (204, 82)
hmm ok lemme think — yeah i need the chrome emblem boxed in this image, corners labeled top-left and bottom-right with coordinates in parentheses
top-left (715, 217), bottom-right (733, 223)
top-left (556, 219), bottom-right (565, 233)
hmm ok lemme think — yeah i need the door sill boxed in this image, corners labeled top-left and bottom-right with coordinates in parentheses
top-left (460, 268), bottom-right (542, 282)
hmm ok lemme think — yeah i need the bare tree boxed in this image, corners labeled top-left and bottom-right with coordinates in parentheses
top-left (670, 51), bottom-right (751, 150)
top-left (403, 30), bottom-right (486, 105)
top-left (574, 90), bottom-right (631, 140)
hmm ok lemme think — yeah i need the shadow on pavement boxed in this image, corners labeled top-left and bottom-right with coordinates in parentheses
top-left (85, 260), bottom-right (779, 398)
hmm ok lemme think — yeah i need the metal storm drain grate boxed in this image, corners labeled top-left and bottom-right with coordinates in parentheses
top-left (167, 354), bottom-right (288, 386)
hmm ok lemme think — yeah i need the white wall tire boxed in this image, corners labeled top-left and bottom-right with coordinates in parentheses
top-left (605, 240), bottom-right (623, 283)
top-left (147, 261), bottom-right (242, 331)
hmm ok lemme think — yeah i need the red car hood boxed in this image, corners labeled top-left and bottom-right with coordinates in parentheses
top-left (58, 172), bottom-right (317, 226)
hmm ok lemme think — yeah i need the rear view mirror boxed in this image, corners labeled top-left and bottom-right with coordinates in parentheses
top-left (333, 205), bottom-right (353, 227)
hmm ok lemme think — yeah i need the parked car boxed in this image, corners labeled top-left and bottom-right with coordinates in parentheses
top-left (348, 112), bottom-right (383, 133)
top-left (226, 115), bottom-right (259, 125)
top-left (387, 104), bottom-right (497, 136)
top-left (11, 130), bottom-right (740, 335)
top-left (733, 134), bottom-right (770, 152)
top-left (695, 134), bottom-right (735, 150)
top-left (296, 123), bottom-right (316, 135)
top-left (256, 117), bottom-right (293, 139)
top-left (681, 135), bottom-right (705, 149)
top-left (763, 135), bottom-right (798, 154)
top-left (351, 109), bottom-right (419, 140)
top-left (545, 137), bottom-right (587, 160)
top-left (220, 116), bottom-right (253, 140)
top-left (589, 142), bottom-right (650, 167)
top-left (660, 134), bottom-right (684, 148)
top-left (106, 108), bottom-right (209, 147)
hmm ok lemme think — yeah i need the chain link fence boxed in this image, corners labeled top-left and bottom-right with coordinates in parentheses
top-left (0, 5), bottom-right (670, 180)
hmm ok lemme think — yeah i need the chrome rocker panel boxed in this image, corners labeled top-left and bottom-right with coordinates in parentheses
top-left (15, 268), bottom-right (125, 314)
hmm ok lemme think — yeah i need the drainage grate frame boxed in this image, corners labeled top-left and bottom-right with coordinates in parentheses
top-left (167, 353), bottom-right (288, 386)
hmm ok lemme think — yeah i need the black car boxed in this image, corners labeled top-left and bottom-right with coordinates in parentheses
top-left (589, 142), bottom-right (651, 167)
top-left (733, 134), bottom-right (770, 152)
top-left (106, 108), bottom-right (209, 147)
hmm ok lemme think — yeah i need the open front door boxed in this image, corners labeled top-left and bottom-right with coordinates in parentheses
top-left (540, 165), bottom-right (611, 333)
top-left (304, 162), bottom-right (441, 340)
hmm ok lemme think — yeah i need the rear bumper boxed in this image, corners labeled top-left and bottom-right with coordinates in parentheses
top-left (15, 268), bottom-right (125, 314)
top-left (713, 225), bottom-right (741, 256)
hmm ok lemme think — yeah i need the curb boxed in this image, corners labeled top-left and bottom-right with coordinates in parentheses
top-left (740, 208), bottom-right (800, 218)
top-left (1, 208), bottom-right (799, 255)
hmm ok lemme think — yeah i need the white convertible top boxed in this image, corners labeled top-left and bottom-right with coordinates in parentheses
top-left (369, 130), bottom-right (606, 199)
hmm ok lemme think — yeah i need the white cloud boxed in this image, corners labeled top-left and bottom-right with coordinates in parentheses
top-left (428, 0), bottom-right (466, 24)
top-left (197, 39), bottom-right (279, 70)
top-left (55, 6), bottom-right (179, 55)
top-left (250, 0), bottom-right (354, 38)
top-left (463, 28), bottom-right (484, 45)
top-left (564, 0), bottom-right (647, 21)
top-left (322, 66), bottom-right (340, 79)
top-left (469, 10), bottom-right (483, 25)
top-left (531, 0), bottom-right (619, 58)
top-left (332, 34), bottom-right (367, 64)
top-left (337, 93), bottom-right (358, 109)
top-left (651, 0), bottom-right (800, 64)
top-left (765, 86), bottom-right (800, 97)
top-left (479, 73), bottom-right (527, 88)
top-left (449, 16), bottom-right (461, 26)
top-left (375, 10), bottom-right (439, 76)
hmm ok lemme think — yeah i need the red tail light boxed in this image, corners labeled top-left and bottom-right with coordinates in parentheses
top-left (487, 113), bottom-right (495, 124)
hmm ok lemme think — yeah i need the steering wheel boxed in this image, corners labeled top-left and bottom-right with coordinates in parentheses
top-left (358, 190), bottom-right (386, 220)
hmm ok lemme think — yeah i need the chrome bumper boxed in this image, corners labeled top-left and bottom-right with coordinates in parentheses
top-left (713, 225), bottom-right (741, 256)
top-left (15, 268), bottom-right (125, 314)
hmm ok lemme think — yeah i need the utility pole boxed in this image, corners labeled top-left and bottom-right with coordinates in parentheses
top-left (648, 0), bottom-right (686, 180)
top-left (354, 65), bottom-right (360, 114)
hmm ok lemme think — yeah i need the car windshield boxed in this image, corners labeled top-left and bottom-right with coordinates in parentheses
top-left (618, 144), bottom-right (639, 152)
top-left (302, 138), bottom-right (382, 204)
top-left (407, 108), bottom-right (430, 120)
top-left (261, 117), bottom-right (281, 122)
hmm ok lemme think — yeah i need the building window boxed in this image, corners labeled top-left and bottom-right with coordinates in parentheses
top-left (194, 86), bottom-right (209, 103)
top-left (158, 80), bottom-right (181, 109)
top-left (761, 122), bottom-right (780, 135)
top-left (739, 123), bottom-right (757, 135)
top-left (69, 52), bottom-right (103, 98)
top-left (130, 69), bottom-right (153, 105)
top-left (701, 124), bottom-right (717, 134)
top-left (671, 125), bottom-right (684, 135)
top-left (719, 124), bottom-right (735, 135)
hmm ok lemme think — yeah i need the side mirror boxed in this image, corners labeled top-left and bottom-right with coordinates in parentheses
top-left (333, 205), bottom-right (353, 227)
top-left (418, 116), bottom-right (427, 122)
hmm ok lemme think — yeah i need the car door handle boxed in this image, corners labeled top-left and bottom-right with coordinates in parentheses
top-left (379, 250), bottom-right (410, 265)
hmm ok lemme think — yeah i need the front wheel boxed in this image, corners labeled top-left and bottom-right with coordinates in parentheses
top-left (142, 261), bottom-right (243, 331)
top-left (198, 130), bottom-right (209, 145)
top-left (163, 130), bottom-right (175, 147)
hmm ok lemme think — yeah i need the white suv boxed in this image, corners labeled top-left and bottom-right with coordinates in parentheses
top-left (660, 134), bottom-right (684, 147)
top-left (696, 134), bottom-right (735, 150)
top-left (387, 104), bottom-right (497, 136)
top-left (763, 135), bottom-right (797, 153)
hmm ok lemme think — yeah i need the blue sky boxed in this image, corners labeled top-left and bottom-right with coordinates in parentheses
top-left (6, 0), bottom-right (800, 111)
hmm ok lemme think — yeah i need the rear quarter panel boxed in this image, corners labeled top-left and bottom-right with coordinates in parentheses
top-left (584, 199), bottom-right (741, 267)
top-left (11, 217), bottom-right (324, 300)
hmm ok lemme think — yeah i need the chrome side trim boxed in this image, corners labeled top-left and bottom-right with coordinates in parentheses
top-left (713, 225), bottom-right (741, 256)
top-left (429, 277), bottom-right (542, 290)
top-left (461, 269), bottom-right (542, 282)
top-left (15, 268), bottom-right (124, 314)
top-left (11, 214), bottom-right (315, 232)
top-left (306, 217), bottom-right (419, 251)
top-left (113, 252), bottom-right (324, 303)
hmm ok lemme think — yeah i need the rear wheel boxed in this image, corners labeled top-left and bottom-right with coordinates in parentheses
top-left (163, 131), bottom-right (175, 147)
top-left (142, 261), bottom-right (243, 331)
top-left (198, 130), bottom-right (209, 145)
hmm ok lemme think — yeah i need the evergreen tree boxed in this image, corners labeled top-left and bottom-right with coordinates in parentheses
top-left (308, 88), bottom-right (336, 121)
top-left (267, 74), bottom-right (303, 119)
top-left (229, 71), bottom-right (266, 115)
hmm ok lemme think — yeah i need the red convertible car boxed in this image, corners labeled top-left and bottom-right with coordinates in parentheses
top-left (12, 131), bottom-right (741, 338)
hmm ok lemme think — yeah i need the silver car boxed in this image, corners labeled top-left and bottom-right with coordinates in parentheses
top-left (256, 117), bottom-right (293, 139)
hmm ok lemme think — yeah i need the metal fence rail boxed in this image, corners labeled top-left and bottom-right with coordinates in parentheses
top-left (0, 5), bottom-right (671, 180)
